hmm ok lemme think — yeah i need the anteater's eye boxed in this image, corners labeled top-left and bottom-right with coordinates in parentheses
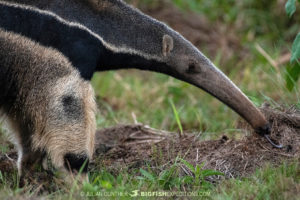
top-left (189, 63), bottom-right (196, 71)
top-left (186, 63), bottom-right (200, 74)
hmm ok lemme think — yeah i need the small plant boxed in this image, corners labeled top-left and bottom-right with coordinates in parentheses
top-left (179, 158), bottom-right (224, 189)
top-left (137, 159), bottom-right (224, 191)
top-left (285, 0), bottom-right (300, 91)
top-left (137, 165), bottom-right (184, 190)
top-left (169, 98), bottom-right (184, 136)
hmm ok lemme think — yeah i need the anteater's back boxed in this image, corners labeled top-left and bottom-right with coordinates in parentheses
top-left (0, 29), bottom-right (96, 178)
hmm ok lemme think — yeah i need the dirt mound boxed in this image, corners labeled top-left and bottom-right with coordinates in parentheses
top-left (93, 106), bottom-right (300, 180)
top-left (0, 107), bottom-right (299, 191)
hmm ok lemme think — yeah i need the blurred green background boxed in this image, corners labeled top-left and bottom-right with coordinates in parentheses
top-left (92, 0), bottom-right (300, 139)
top-left (0, 1), bottom-right (299, 199)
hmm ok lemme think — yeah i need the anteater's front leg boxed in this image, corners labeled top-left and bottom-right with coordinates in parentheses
top-left (18, 144), bottom-right (45, 186)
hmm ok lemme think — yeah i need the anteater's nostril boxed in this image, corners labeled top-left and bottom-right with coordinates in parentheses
top-left (255, 123), bottom-right (271, 136)
top-left (64, 153), bottom-right (89, 173)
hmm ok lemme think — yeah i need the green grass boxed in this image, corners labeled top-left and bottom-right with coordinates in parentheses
top-left (1, 0), bottom-right (300, 199)
top-left (0, 161), bottom-right (298, 199)
top-left (84, 162), bottom-right (300, 200)
top-left (87, 1), bottom-right (300, 199)
top-left (212, 162), bottom-right (300, 200)
top-left (169, 98), bottom-right (183, 136)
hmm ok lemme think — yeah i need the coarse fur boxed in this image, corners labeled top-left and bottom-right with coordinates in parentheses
top-left (0, 1), bottom-right (103, 80)
top-left (0, 29), bottom-right (97, 177)
top-left (1, 0), bottom-right (270, 135)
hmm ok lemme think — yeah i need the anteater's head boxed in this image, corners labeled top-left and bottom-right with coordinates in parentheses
top-left (92, 0), bottom-right (270, 135)
top-left (31, 71), bottom-right (97, 176)
top-left (159, 33), bottom-right (270, 135)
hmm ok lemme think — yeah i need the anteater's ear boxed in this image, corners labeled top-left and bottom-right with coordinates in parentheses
top-left (162, 35), bottom-right (174, 57)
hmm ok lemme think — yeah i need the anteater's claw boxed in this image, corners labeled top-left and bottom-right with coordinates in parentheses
top-left (256, 123), bottom-right (283, 148)
top-left (264, 134), bottom-right (283, 149)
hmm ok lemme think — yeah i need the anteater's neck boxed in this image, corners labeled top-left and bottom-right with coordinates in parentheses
top-left (99, 46), bottom-right (169, 73)
top-left (0, 1), bottom-right (171, 79)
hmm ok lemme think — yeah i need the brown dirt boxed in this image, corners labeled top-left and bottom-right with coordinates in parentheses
top-left (92, 106), bottom-right (300, 180)
top-left (0, 1), bottom-right (297, 191)
top-left (0, 106), bottom-right (299, 192)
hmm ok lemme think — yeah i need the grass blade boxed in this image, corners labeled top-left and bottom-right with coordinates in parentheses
top-left (169, 98), bottom-right (183, 136)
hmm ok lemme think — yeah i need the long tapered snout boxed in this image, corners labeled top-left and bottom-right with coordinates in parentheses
top-left (174, 56), bottom-right (270, 135)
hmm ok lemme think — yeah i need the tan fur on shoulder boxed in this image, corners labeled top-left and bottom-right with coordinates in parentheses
top-left (0, 29), bottom-right (97, 177)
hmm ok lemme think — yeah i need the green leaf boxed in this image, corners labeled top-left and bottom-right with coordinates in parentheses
top-left (286, 63), bottom-right (300, 91)
top-left (182, 176), bottom-right (194, 184)
top-left (158, 170), bottom-right (169, 181)
top-left (82, 182), bottom-right (99, 193)
top-left (100, 180), bottom-right (112, 189)
top-left (291, 33), bottom-right (300, 63)
top-left (179, 158), bottom-right (195, 173)
top-left (195, 165), bottom-right (201, 177)
top-left (201, 169), bottom-right (225, 177)
top-left (140, 168), bottom-right (155, 182)
top-left (169, 98), bottom-right (183, 135)
top-left (286, 0), bottom-right (296, 17)
top-left (136, 176), bottom-right (145, 180)
top-left (201, 181), bottom-right (214, 189)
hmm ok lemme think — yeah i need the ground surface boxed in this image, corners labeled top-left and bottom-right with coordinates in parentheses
top-left (0, 0), bottom-right (299, 199)
top-left (94, 107), bottom-right (300, 180)
top-left (0, 106), bottom-right (299, 194)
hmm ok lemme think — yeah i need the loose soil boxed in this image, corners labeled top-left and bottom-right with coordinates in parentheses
top-left (0, 1), bottom-right (298, 193)
top-left (93, 106), bottom-right (300, 179)
top-left (0, 107), bottom-right (299, 192)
